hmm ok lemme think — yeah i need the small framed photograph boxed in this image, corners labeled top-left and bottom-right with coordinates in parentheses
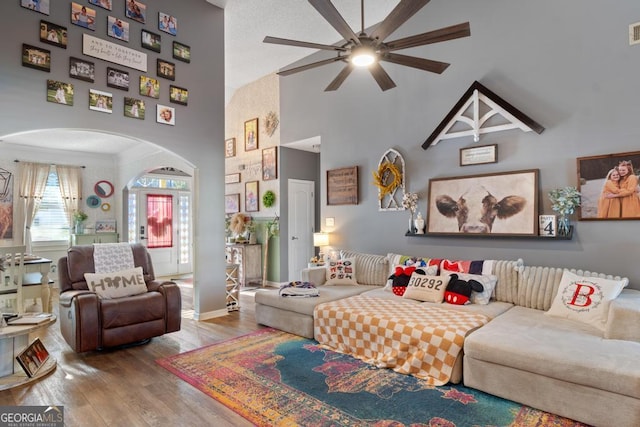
top-left (88, 0), bottom-right (112, 11)
top-left (89, 89), bottom-right (113, 114)
top-left (156, 104), bottom-right (175, 126)
top-left (225, 173), bottom-right (241, 184)
top-left (107, 67), bottom-right (130, 91)
top-left (96, 219), bottom-right (116, 233)
top-left (40, 20), bottom-right (67, 49)
top-left (69, 57), bottom-right (95, 82)
top-left (262, 147), bottom-right (277, 181)
top-left (169, 85), bottom-right (188, 105)
top-left (141, 29), bottom-right (161, 52)
top-left (21, 0), bottom-right (50, 15)
top-left (539, 215), bottom-right (557, 237)
top-left (244, 118), bottom-right (259, 151)
top-left (158, 12), bottom-right (177, 36)
top-left (172, 41), bottom-right (190, 63)
top-left (139, 75), bottom-right (159, 98)
top-left (22, 44), bottom-right (50, 72)
top-left (577, 150), bottom-right (640, 220)
top-left (225, 194), bottom-right (240, 214)
top-left (124, 97), bottom-right (145, 120)
top-left (125, 0), bottom-right (146, 24)
top-left (460, 144), bottom-right (498, 166)
top-left (47, 80), bottom-right (73, 106)
top-left (245, 181), bottom-right (259, 212)
top-left (16, 338), bottom-right (49, 378)
top-left (157, 59), bottom-right (176, 80)
top-left (225, 138), bottom-right (236, 158)
top-left (107, 16), bottom-right (129, 42)
top-left (71, 2), bottom-right (96, 31)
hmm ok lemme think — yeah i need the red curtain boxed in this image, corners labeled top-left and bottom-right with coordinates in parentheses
top-left (147, 194), bottom-right (173, 248)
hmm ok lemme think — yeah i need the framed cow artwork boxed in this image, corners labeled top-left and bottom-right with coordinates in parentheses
top-left (426, 169), bottom-right (539, 236)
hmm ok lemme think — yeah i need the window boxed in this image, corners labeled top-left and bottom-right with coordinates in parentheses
top-left (31, 167), bottom-right (70, 242)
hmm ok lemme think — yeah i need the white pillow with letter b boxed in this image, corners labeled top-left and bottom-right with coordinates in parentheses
top-left (545, 270), bottom-right (627, 331)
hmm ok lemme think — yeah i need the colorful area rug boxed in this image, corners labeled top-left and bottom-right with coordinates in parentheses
top-left (157, 328), bottom-right (590, 427)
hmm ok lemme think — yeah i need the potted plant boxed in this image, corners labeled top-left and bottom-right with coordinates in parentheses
top-left (548, 186), bottom-right (581, 236)
top-left (73, 210), bottom-right (88, 234)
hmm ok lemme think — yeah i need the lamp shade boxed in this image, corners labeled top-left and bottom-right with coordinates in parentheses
top-left (313, 232), bottom-right (330, 247)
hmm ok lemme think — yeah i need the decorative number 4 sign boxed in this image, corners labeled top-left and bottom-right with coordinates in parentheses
top-left (539, 215), bottom-right (557, 237)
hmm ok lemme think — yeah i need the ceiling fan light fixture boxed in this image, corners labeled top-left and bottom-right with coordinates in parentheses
top-left (350, 45), bottom-right (376, 67)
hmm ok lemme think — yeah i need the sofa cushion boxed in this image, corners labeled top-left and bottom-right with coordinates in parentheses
top-left (443, 272), bottom-right (497, 305)
top-left (325, 258), bottom-right (357, 285)
top-left (545, 270), bottom-right (627, 331)
top-left (464, 306), bottom-right (640, 399)
top-left (255, 285), bottom-right (378, 317)
top-left (340, 250), bottom-right (388, 286)
top-left (403, 273), bottom-right (450, 303)
top-left (84, 267), bottom-right (148, 299)
top-left (386, 253), bottom-right (441, 276)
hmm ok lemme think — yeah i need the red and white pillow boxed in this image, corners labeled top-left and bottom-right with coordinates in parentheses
top-left (545, 270), bottom-right (628, 331)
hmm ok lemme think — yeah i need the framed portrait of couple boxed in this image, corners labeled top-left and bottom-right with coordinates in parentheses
top-left (577, 150), bottom-right (640, 221)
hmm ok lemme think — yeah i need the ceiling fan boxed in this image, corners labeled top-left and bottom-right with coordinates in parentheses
top-left (263, 0), bottom-right (470, 91)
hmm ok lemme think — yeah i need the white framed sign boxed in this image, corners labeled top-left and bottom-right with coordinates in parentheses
top-left (82, 33), bottom-right (147, 72)
top-left (460, 144), bottom-right (497, 166)
top-left (539, 215), bottom-right (557, 237)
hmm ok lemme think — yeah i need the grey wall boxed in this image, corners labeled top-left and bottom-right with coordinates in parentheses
top-left (280, 0), bottom-right (640, 289)
top-left (279, 146), bottom-right (320, 278)
top-left (0, 1), bottom-right (227, 313)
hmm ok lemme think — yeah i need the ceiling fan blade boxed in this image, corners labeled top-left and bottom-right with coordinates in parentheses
top-left (277, 56), bottom-right (345, 76)
top-left (382, 52), bottom-right (449, 74)
top-left (369, 0), bottom-right (431, 42)
top-left (308, 0), bottom-right (359, 44)
top-left (325, 64), bottom-right (354, 91)
top-left (263, 36), bottom-right (347, 52)
top-left (368, 63), bottom-right (396, 91)
top-left (384, 22), bottom-right (471, 51)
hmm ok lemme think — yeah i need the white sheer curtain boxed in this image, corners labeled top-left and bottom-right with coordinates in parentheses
top-left (56, 165), bottom-right (83, 230)
top-left (15, 162), bottom-right (50, 253)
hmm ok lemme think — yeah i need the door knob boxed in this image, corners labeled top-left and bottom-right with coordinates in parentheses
top-left (291, 236), bottom-right (299, 240)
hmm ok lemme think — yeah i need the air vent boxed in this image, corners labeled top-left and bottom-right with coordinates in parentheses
top-left (629, 22), bottom-right (640, 45)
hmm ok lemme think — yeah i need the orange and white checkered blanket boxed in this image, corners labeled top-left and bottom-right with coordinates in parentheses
top-left (314, 295), bottom-right (489, 385)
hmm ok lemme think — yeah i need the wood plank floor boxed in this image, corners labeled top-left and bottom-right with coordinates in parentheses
top-left (0, 285), bottom-right (264, 427)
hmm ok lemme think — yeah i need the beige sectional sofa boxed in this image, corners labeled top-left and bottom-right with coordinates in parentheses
top-left (254, 250), bottom-right (640, 427)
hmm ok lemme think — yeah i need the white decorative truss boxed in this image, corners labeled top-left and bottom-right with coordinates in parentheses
top-left (377, 148), bottom-right (406, 211)
top-left (422, 81), bottom-right (544, 149)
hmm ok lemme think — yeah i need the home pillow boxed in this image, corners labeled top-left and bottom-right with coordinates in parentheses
top-left (545, 270), bottom-right (628, 331)
top-left (440, 258), bottom-right (495, 276)
top-left (84, 266), bottom-right (148, 299)
top-left (446, 272), bottom-right (498, 305)
top-left (384, 264), bottom-right (438, 293)
top-left (325, 258), bottom-right (357, 285)
top-left (403, 272), bottom-right (450, 303)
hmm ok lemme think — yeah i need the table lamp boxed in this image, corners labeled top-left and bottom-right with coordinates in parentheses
top-left (313, 232), bottom-right (330, 263)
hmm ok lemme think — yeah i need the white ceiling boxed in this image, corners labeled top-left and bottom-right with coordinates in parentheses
top-left (1, 1), bottom-right (401, 154)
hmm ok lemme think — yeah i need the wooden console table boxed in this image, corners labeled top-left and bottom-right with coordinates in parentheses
top-left (0, 316), bottom-right (56, 391)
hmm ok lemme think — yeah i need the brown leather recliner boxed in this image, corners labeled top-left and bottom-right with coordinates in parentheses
top-left (58, 243), bottom-right (181, 352)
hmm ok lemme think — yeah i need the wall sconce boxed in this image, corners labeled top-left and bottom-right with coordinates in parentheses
top-left (313, 231), bottom-right (330, 262)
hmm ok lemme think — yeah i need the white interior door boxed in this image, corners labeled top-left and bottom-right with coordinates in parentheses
top-left (288, 179), bottom-right (314, 281)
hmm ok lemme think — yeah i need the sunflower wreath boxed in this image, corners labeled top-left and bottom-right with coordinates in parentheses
top-left (372, 161), bottom-right (402, 200)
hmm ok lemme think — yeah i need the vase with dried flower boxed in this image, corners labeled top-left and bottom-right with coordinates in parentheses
top-left (402, 192), bottom-right (418, 233)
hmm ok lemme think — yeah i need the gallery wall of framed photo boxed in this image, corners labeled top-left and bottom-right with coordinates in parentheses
top-left (20, 0), bottom-right (192, 126)
top-left (224, 73), bottom-right (282, 219)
